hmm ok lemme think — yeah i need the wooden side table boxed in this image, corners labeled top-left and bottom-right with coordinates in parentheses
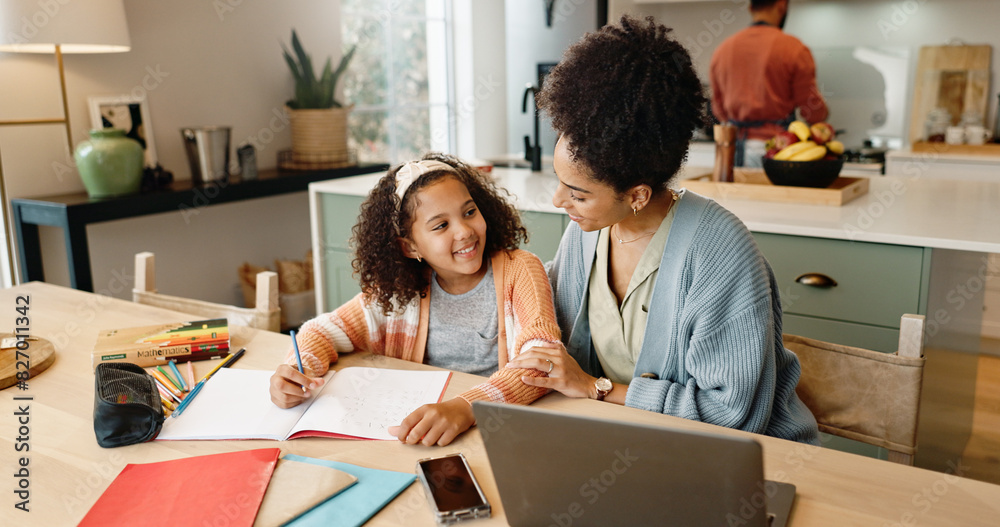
top-left (11, 164), bottom-right (388, 292)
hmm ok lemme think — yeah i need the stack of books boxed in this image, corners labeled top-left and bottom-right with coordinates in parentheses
top-left (91, 318), bottom-right (231, 369)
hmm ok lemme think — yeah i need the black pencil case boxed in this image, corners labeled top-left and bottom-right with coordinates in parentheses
top-left (93, 362), bottom-right (165, 448)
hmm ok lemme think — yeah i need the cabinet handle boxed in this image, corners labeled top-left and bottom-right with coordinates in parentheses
top-left (794, 273), bottom-right (838, 288)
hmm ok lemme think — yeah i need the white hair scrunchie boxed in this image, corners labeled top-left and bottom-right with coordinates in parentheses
top-left (394, 160), bottom-right (455, 205)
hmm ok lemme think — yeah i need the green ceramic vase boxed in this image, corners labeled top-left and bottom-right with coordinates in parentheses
top-left (74, 128), bottom-right (144, 198)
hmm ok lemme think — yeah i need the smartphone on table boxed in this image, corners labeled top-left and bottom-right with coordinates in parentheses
top-left (416, 452), bottom-right (491, 523)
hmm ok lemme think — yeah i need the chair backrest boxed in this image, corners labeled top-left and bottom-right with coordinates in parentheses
top-left (132, 252), bottom-right (281, 332)
top-left (785, 314), bottom-right (926, 465)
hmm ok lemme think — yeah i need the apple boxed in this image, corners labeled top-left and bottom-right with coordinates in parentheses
top-left (810, 122), bottom-right (836, 145)
top-left (768, 131), bottom-right (800, 152)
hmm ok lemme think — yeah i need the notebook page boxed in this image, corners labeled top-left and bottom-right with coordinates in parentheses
top-left (288, 367), bottom-right (452, 440)
top-left (157, 369), bottom-right (332, 440)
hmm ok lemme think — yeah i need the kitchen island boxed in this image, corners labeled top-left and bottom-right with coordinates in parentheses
top-left (310, 166), bottom-right (999, 471)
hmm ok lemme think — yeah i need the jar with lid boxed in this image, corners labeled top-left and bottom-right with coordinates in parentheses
top-left (924, 108), bottom-right (952, 143)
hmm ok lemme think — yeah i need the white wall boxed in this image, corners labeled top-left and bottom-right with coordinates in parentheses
top-left (0, 1), bottom-right (344, 303)
top-left (454, 0), bottom-right (509, 161)
top-left (612, 0), bottom-right (1000, 146)
top-left (504, 0), bottom-right (599, 157)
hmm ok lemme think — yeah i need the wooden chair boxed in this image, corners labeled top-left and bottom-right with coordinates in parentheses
top-left (785, 314), bottom-right (926, 465)
top-left (132, 252), bottom-right (281, 332)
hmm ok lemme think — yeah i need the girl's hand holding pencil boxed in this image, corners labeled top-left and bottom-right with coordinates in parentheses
top-left (269, 364), bottom-right (325, 408)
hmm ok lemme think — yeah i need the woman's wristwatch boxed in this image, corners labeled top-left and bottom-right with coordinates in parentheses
top-left (594, 377), bottom-right (612, 401)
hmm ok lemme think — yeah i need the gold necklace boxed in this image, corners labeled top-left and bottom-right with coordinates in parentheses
top-left (613, 189), bottom-right (678, 244)
top-left (613, 224), bottom-right (655, 244)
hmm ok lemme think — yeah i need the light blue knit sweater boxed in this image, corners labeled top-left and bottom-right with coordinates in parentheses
top-left (547, 191), bottom-right (819, 444)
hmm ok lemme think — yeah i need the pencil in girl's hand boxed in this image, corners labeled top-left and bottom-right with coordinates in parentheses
top-left (290, 330), bottom-right (307, 393)
top-left (290, 330), bottom-right (304, 374)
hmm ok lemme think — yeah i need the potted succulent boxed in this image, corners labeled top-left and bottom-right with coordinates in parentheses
top-left (282, 30), bottom-right (356, 168)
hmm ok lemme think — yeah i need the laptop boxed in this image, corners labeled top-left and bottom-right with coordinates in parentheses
top-left (472, 402), bottom-right (795, 527)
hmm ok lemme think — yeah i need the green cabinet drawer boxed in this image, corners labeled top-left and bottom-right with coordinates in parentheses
top-left (754, 233), bottom-right (927, 329)
top-left (783, 314), bottom-right (900, 353)
top-left (320, 194), bottom-right (365, 251)
top-left (520, 211), bottom-right (566, 263)
top-left (320, 249), bottom-right (361, 312)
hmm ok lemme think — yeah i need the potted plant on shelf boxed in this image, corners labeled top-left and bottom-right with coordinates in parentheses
top-left (282, 29), bottom-right (356, 169)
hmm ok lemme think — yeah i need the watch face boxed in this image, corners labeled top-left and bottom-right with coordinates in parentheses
top-left (596, 377), bottom-right (612, 391)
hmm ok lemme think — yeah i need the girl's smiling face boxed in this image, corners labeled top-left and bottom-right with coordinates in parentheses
top-left (551, 135), bottom-right (629, 232)
top-left (401, 176), bottom-right (489, 294)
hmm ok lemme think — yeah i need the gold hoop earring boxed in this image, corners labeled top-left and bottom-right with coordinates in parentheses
top-left (633, 208), bottom-right (638, 216)
top-left (417, 256), bottom-right (422, 263)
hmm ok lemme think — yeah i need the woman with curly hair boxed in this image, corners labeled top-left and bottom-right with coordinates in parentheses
top-left (506, 15), bottom-right (819, 443)
top-left (269, 153), bottom-right (562, 446)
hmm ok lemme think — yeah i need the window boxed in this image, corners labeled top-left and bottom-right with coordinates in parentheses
top-left (342, 0), bottom-right (453, 164)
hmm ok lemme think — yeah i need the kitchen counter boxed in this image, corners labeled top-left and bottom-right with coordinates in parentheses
top-left (311, 166), bottom-right (1000, 253)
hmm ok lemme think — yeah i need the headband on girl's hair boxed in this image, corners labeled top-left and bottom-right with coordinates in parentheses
top-left (394, 159), bottom-right (455, 204)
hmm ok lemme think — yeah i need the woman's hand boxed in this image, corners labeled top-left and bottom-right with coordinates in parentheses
top-left (388, 397), bottom-right (475, 447)
top-left (269, 364), bottom-right (325, 408)
top-left (505, 343), bottom-right (597, 399)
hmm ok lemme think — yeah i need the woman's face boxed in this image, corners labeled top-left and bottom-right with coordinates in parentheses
top-left (551, 136), bottom-right (629, 232)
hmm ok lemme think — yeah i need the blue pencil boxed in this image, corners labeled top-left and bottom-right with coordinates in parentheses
top-left (171, 381), bottom-right (205, 417)
top-left (168, 360), bottom-right (188, 391)
top-left (290, 330), bottom-right (307, 393)
top-left (290, 330), bottom-right (304, 374)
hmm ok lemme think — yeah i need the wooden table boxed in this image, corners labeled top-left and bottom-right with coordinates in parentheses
top-left (2, 282), bottom-right (1000, 526)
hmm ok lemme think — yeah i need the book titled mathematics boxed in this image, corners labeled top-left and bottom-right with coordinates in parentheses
top-left (91, 318), bottom-right (230, 369)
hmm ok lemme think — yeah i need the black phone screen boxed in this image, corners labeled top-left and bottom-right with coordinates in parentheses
top-left (419, 455), bottom-right (486, 512)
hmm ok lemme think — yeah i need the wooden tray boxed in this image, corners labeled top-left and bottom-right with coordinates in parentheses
top-left (911, 141), bottom-right (1000, 157)
top-left (683, 169), bottom-right (869, 206)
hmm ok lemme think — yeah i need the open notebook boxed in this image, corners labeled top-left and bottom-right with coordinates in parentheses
top-left (157, 367), bottom-right (452, 441)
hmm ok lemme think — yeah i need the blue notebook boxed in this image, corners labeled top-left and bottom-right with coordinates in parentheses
top-left (282, 455), bottom-right (415, 527)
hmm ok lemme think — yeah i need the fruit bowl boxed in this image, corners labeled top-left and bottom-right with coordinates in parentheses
top-left (762, 157), bottom-right (844, 188)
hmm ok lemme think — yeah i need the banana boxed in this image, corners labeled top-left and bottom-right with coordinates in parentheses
top-left (789, 145), bottom-right (828, 161)
top-left (774, 141), bottom-right (817, 161)
top-left (788, 121), bottom-right (811, 142)
top-left (826, 140), bottom-right (845, 155)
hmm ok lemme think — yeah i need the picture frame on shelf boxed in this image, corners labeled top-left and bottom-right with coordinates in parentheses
top-left (88, 94), bottom-right (157, 167)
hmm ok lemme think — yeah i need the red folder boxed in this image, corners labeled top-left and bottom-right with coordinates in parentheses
top-left (79, 448), bottom-right (280, 527)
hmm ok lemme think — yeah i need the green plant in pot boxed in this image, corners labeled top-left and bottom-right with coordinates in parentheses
top-left (282, 29), bottom-right (356, 168)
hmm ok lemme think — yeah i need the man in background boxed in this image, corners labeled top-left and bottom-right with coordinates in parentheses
top-left (710, 0), bottom-right (828, 166)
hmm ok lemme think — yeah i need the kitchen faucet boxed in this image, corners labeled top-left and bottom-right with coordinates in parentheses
top-left (522, 84), bottom-right (542, 171)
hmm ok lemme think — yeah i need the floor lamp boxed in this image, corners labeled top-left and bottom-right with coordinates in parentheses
top-left (0, 0), bottom-right (131, 286)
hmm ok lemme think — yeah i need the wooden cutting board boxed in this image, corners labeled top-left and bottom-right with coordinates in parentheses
top-left (684, 169), bottom-right (869, 207)
top-left (908, 44), bottom-right (992, 143)
top-left (0, 334), bottom-right (56, 390)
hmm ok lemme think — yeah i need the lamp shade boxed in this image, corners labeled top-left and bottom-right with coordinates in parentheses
top-left (0, 0), bottom-right (130, 54)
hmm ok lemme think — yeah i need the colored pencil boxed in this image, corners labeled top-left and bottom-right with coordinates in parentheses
top-left (156, 365), bottom-right (183, 392)
top-left (186, 360), bottom-right (196, 389)
top-left (154, 378), bottom-right (182, 402)
top-left (290, 330), bottom-right (304, 374)
top-left (150, 370), bottom-right (183, 399)
top-left (168, 360), bottom-right (188, 391)
top-left (290, 330), bottom-right (307, 392)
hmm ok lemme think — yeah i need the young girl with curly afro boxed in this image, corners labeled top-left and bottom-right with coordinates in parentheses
top-left (269, 153), bottom-right (561, 446)
top-left (505, 15), bottom-right (819, 444)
